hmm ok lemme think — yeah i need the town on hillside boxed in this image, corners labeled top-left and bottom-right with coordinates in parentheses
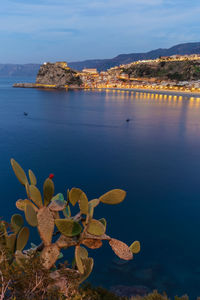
top-left (74, 54), bottom-right (200, 93)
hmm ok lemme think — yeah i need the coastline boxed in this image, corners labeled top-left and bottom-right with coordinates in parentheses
top-left (13, 82), bottom-right (200, 96)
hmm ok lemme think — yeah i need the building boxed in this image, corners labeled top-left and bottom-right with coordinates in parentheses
top-left (82, 68), bottom-right (98, 75)
top-left (55, 62), bottom-right (68, 68)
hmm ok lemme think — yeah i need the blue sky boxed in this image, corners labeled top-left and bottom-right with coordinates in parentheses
top-left (1, 0), bottom-right (200, 63)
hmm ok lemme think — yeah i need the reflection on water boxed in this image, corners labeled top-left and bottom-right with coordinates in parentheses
top-left (104, 89), bottom-right (200, 108)
top-left (1, 83), bottom-right (200, 298)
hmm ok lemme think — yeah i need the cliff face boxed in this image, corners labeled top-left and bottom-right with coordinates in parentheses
top-left (122, 60), bottom-right (200, 81)
top-left (36, 63), bottom-right (82, 87)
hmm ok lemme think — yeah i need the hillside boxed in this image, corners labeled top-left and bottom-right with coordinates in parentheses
top-left (0, 63), bottom-right (40, 77)
top-left (3, 42), bottom-right (200, 76)
top-left (69, 42), bottom-right (200, 71)
top-left (119, 59), bottom-right (200, 81)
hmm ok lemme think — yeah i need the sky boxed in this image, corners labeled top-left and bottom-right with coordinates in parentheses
top-left (1, 0), bottom-right (200, 63)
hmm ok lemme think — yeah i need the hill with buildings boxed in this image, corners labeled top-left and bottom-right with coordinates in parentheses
top-left (69, 42), bottom-right (200, 71)
top-left (5, 42), bottom-right (200, 77)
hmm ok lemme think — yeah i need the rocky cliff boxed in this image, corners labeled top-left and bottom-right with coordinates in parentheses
top-left (36, 62), bottom-right (82, 88)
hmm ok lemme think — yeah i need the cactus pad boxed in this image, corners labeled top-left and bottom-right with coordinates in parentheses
top-left (69, 188), bottom-right (83, 206)
top-left (25, 203), bottom-right (38, 227)
top-left (16, 199), bottom-right (38, 212)
top-left (55, 219), bottom-right (82, 237)
top-left (79, 257), bottom-right (94, 284)
top-left (43, 178), bottom-right (55, 206)
top-left (56, 234), bottom-right (77, 249)
top-left (29, 185), bottom-right (43, 208)
top-left (99, 189), bottom-right (126, 205)
top-left (28, 169), bottom-right (37, 186)
top-left (130, 241), bottom-right (141, 254)
top-left (49, 199), bottom-right (67, 212)
top-left (6, 233), bottom-right (16, 253)
top-left (99, 218), bottom-right (107, 229)
top-left (87, 219), bottom-right (106, 236)
top-left (79, 192), bottom-right (88, 215)
top-left (37, 207), bottom-right (54, 246)
top-left (75, 246), bottom-right (85, 274)
top-left (11, 214), bottom-right (24, 233)
top-left (16, 227), bottom-right (29, 251)
top-left (109, 238), bottom-right (133, 260)
top-left (82, 239), bottom-right (103, 249)
top-left (41, 244), bottom-right (60, 269)
top-left (11, 159), bottom-right (28, 186)
top-left (63, 205), bottom-right (71, 218)
top-left (51, 193), bottom-right (64, 202)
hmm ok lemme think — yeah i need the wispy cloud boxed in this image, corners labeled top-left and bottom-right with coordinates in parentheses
top-left (1, 0), bottom-right (200, 62)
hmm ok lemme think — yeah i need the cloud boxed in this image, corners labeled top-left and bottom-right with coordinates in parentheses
top-left (1, 0), bottom-right (200, 62)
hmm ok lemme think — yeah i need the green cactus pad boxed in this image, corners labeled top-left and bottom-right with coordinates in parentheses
top-left (43, 178), bottom-right (55, 206)
top-left (11, 214), bottom-right (24, 233)
top-left (6, 233), bottom-right (16, 253)
top-left (89, 199), bottom-right (100, 208)
top-left (88, 204), bottom-right (94, 220)
top-left (79, 257), bottom-right (94, 284)
top-left (75, 246), bottom-right (84, 274)
top-left (99, 218), bottom-right (107, 229)
top-left (29, 185), bottom-right (43, 208)
top-left (10, 159), bottom-right (28, 186)
top-left (16, 227), bottom-right (29, 251)
top-left (25, 182), bottom-right (31, 199)
top-left (69, 188), bottom-right (83, 206)
top-left (79, 192), bottom-right (88, 215)
top-left (99, 189), bottom-right (126, 205)
top-left (55, 219), bottom-right (82, 237)
top-left (49, 199), bottom-right (67, 212)
top-left (87, 219), bottom-right (106, 236)
top-left (25, 203), bottom-right (38, 227)
top-left (37, 207), bottom-right (54, 246)
top-left (75, 246), bottom-right (88, 274)
top-left (79, 246), bottom-right (88, 259)
top-left (51, 193), bottom-right (65, 202)
top-left (28, 169), bottom-right (37, 186)
top-left (109, 238), bottom-right (133, 260)
top-left (63, 205), bottom-right (71, 218)
top-left (130, 241), bottom-right (141, 254)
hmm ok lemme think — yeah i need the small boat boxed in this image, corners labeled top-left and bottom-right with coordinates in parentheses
top-left (126, 118), bottom-right (130, 122)
top-left (24, 112), bottom-right (28, 116)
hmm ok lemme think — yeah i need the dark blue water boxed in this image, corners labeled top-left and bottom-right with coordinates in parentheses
top-left (1, 77), bottom-right (200, 298)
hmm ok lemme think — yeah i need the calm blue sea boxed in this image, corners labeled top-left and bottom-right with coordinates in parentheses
top-left (1, 77), bottom-right (200, 298)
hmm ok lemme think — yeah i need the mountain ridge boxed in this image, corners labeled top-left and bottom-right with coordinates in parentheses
top-left (2, 42), bottom-right (200, 76)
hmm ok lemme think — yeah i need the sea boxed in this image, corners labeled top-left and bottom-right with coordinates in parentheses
top-left (1, 77), bottom-right (200, 298)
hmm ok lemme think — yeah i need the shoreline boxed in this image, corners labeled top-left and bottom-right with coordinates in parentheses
top-left (13, 82), bottom-right (200, 96)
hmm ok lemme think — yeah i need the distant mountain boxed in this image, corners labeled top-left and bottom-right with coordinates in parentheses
top-left (0, 64), bottom-right (40, 77)
top-left (68, 42), bottom-right (200, 71)
top-left (2, 42), bottom-right (200, 76)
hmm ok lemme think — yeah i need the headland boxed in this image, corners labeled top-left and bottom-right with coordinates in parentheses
top-left (13, 54), bottom-right (200, 94)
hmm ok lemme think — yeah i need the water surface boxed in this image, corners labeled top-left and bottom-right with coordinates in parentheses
top-left (1, 78), bottom-right (200, 298)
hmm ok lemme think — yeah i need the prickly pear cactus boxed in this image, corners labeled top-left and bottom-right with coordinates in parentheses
top-left (8, 158), bottom-right (141, 298)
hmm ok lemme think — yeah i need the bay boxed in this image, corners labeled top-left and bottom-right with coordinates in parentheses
top-left (1, 77), bottom-right (200, 297)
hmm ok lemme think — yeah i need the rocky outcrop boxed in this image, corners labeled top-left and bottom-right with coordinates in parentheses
top-left (36, 62), bottom-right (82, 88)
